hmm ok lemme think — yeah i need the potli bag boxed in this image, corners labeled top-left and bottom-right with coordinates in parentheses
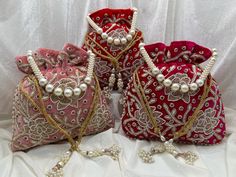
top-left (83, 8), bottom-right (144, 99)
top-left (121, 41), bottom-right (226, 164)
top-left (12, 43), bottom-right (121, 176)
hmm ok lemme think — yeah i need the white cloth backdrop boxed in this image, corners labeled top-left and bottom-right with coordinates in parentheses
top-left (0, 0), bottom-right (236, 177)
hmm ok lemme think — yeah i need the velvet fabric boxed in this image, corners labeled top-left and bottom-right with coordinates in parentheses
top-left (82, 8), bottom-right (144, 89)
top-left (11, 43), bottom-right (114, 151)
top-left (122, 41), bottom-right (226, 145)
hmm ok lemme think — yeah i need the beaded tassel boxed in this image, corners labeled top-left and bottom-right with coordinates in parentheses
top-left (117, 73), bottom-right (124, 93)
top-left (108, 68), bottom-right (116, 89)
top-left (46, 150), bottom-right (72, 177)
top-left (138, 136), bottom-right (198, 165)
top-left (46, 145), bottom-right (121, 177)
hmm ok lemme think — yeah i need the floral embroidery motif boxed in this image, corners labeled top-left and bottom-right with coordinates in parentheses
top-left (82, 8), bottom-right (144, 89)
top-left (122, 41), bottom-right (226, 145)
top-left (107, 28), bottom-right (128, 51)
top-left (11, 44), bottom-right (114, 151)
top-left (165, 73), bottom-right (199, 104)
top-left (134, 107), bottom-right (164, 131)
top-left (192, 108), bottom-right (218, 135)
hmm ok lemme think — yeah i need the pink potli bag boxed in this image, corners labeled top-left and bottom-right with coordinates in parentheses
top-left (11, 43), bottom-right (120, 177)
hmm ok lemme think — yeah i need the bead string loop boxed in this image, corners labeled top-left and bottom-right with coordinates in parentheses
top-left (27, 49), bottom-right (96, 97)
top-left (139, 43), bottom-right (217, 93)
top-left (87, 8), bottom-right (138, 46)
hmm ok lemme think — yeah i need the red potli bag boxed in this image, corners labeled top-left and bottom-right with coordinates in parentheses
top-left (121, 41), bottom-right (226, 164)
top-left (82, 8), bottom-right (144, 100)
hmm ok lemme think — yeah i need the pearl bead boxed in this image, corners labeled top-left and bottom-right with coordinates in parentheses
top-left (151, 68), bottom-right (159, 75)
top-left (80, 83), bottom-right (87, 91)
top-left (58, 161), bottom-right (64, 167)
top-left (130, 30), bottom-right (135, 36)
top-left (126, 34), bottom-right (132, 41)
top-left (84, 77), bottom-right (92, 84)
top-left (171, 83), bottom-right (180, 91)
top-left (87, 50), bottom-right (92, 55)
top-left (97, 28), bottom-right (102, 34)
top-left (39, 78), bottom-right (48, 86)
top-left (121, 38), bottom-right (127, 45)
top-left (132, 7), bottom-right (138, 12)
top-left (101, 32), bottom-right (108, 39)
top-left (90, 52), bottom-right (95, 57)
top-left (139, 43), bottom-right (145, 48)
top-left (156, 74), bottom-right (165, 82)
top-left (54, 87), bottom-right (63, 96)
top-left (163, 79), bottom-right (172, 87)
top-left (45, 84), bottom-right (54, 93)
top-left (180, 84), bottom-right (189, 93)
top-left (64, 88), bottom-right (73, 97)
top-left (212, 48), bottom-right (217, 52)
top-left (114, 38), bottom-right (121, 45)
top-left (190, 83), bottom-right (198, 91)
top-left (107, 37), bottom-right (113, 44)
top-left (196, 79), bottom-right (204, 87)
top-left (73, 87), bottom-right (81, 96)
top-left (212, 52), bottom-right (218, 57)
top-left (211, 56), bottom-right (216, 61)
top-left (27, 50), bottom-right (33, 56)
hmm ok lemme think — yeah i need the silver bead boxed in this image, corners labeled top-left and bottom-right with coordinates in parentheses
top-left (180, 84), bottom-right (189, 93)
top-left (101, 32), bottom-right (108, 39)
top-left (130, 30), bottom-right (135, 36)
top-left (79, 83), bottom-right (87, 91)
top-left (196, 79), bottom-right (204, 87)
top-left (114, 38), bottom-right (121, 45)
top-left (126, 34), bottom-right (132, 41)
top-left (107, 37), bottom-right (113, 44)
top-left (171, 83), bottom-right (180, 91)
top-left (163, 79), bottom-right (172, 87)
top-left (121, 38), bottom-right (127, 45)
top-left (64, 88), bottom-right (73, 97)
top-left (156, 74), bottom-right (165, 82)
top-left (190, 83), bottom-right (198, 91)
top-left (97, 28), bottom-right (102, 34)
top-left (39, 78), bottom-right (48, 86)
top-left (73, 87), bottom-right (81, 96)
top-left (54, 87), bottom-right (63, 96)
top-left (151, 68), bottom-right (159, 75)
top-left (45, 84), bottom-right (54, 93)
top-left (84, 77), bottom-right (92, 84)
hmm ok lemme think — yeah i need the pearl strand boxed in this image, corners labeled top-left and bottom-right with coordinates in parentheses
top-left (27, 50), bottom-right (48, 86)
top-left (139, 43), bottom-right (217, 93)
top-left (199, 48), bottom-right (217, 81)
top-left (129, 8), bottom-right (138, 35)
top-left (27, 50), bottom-right (96, 98)
top-left (87, 7), bottom-right (138, 45)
